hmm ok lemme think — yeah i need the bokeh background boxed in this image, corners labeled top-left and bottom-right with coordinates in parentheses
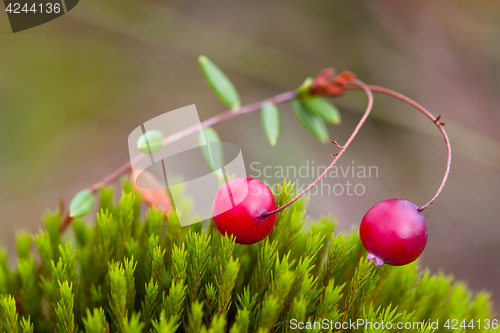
top-left (1, 0), bottom-right (499, 310)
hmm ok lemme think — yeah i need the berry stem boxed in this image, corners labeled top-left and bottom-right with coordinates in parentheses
top-left (262, 79), bottom-right (374, 217)
top-left (357, 85), bottom-right (452, 212)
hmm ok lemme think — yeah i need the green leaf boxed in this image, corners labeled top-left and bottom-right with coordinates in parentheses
top-left (69, 189), bottom-right (95, 218)
top-left (300, 96), bottom-right (341, 124)
top-left (260, 102), bottom-right (281, 147)
top-left (198, 55), bottom-right (240, 109)
top-left (297, 77), bottom-right (314, 97)
top-left (199, 128), bottom-right (224, 177)
top-left (137, 130), bottom-right (164, 154)
top-left (291, 99), bottom-right (329, 143)
top-left (199, 127), bottom-right (221, 148)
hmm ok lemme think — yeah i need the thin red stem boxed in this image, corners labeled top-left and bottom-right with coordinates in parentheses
top-left (59, 213), bottom-right (73, 233)
top-left (262, 80), bottom-right (374, 217)
top-left (87, 90), bottom-right (298, 194)
top-left (163, 90), bottom-right (297, 145)
top-left (89, 159), bottom-right (135, 194)
top-left (352, 84), bottom-right (452, 212)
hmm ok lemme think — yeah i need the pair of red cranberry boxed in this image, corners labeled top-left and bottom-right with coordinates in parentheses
top-left (213, 177), bottom-right (427, 267)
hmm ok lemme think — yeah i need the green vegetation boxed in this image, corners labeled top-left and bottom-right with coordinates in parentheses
top-left (0, 180), bottom-right (494, 332)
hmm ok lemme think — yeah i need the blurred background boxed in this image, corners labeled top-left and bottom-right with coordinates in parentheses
top-left (1, 0), bottom-right (499, 309)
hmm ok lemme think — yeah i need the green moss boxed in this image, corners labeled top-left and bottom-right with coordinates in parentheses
top-left (0, 180), bottom-right (495, 332)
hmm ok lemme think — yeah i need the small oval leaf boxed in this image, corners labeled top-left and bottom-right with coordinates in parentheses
top-left (137, 130), bottom-right (164, 154)
top-left (199, 55), bottom-right (240, 109)
top-left (291, 99), bottom-right (329, 143)
top-left (301, 96), bottom-right (341, 124)
top-left (261, 102), bottom-right (281, 147)
top-left (199, 127), bottom-right (224, 177)
top-left (69, 189), bottom-right (95, 218)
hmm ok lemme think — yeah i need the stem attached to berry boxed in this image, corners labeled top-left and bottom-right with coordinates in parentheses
top-left (354, 85), bottom-right (452, 212)
top-left (262, 79), bottom-right (374, 217)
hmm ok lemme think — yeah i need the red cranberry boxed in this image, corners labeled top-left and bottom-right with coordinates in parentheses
top-left (212, 177), bottom-right (277, 244)
top-left (359, 199), bottom-right (428, 267)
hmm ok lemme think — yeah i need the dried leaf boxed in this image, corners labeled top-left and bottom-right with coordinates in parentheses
top-left (130, 169), bottom-right (172, 216)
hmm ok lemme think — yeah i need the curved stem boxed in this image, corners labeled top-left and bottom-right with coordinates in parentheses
top-left (164, 90), bottom-right (298, 146)
top-left (356, 85), bottom-right (451, 212)
top-left (88, 90), bottom-right (298, 194)
top-left (262, 79), bottom-right (374, 217)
